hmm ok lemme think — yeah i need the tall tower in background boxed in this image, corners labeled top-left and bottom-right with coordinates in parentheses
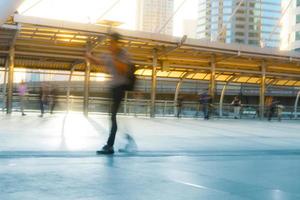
top-left (197, 0), bottom-right (281, 48)
top-left (137, 0), bottom-right (174, 35)
top-left (281, 0), bottom-right (300, 51)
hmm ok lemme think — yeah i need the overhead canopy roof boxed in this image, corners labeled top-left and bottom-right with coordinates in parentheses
top-left (1, 14), bottom-right (300, 87)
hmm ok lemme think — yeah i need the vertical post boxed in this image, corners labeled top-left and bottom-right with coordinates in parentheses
top-left (83, 59), bottom-right (90, 116)
top-left (6, 47), bottom-right (15, 114)
top-left (174, 81), bottom-right (182, 116)
top-left (2, 57), bottom-right (9, 112)
top-left (259, 62), bottom-right (266, 120)
top-left (209, 55), bottom-right (216, 102)
top-left (173, 72), bottom-right (189, 116)
top-left (150, 49), bottom-right (157, 117)
top-left (219, 83), bottom-right (228, 117)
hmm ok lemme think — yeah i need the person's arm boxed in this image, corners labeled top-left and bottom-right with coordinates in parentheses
top-left (85, 52), bottom-right (103, 65)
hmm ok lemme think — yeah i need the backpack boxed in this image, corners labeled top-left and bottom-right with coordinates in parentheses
top-left (125, 63), bottom-right (136, 91)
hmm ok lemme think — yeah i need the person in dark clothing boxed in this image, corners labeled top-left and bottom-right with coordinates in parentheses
top-left (85, 32), bottom-right (133, 154)
top-left (231, 96), bottom-right (241, 119)
top-left (199, 91), bottom-right (211, 120)
top-left (49, 87), bottom-right (57, 114)
top-left (39, 85), bottom-right (49, 117)
top-left (176, 96), bottom-right (183, 118)
top-left (266, 96), bottom-right (279, 121)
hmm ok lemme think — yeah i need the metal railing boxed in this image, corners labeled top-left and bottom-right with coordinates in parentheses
top-left (1, 94), bottom-right (299, 120)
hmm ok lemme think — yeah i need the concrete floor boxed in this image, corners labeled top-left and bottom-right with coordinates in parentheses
top-left (0, 113), bottom-right (299, 200)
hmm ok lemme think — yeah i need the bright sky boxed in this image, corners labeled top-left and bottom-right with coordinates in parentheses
top-left (17, 0), bottom-right (198, 37)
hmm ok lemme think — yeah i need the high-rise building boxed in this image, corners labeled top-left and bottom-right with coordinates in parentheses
top-left (281, 0), bottom-right (300, 51)
top-left (197, 0), bottom-right (281, 48)
top-left (136, 0), bottom-right (174, 35)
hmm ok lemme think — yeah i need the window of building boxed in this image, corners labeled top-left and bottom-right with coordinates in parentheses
top-left (249, 32), bottom-right (259, 37)
top-left (223, 0), bottom-right (232, 7)
top-left (249, 40), bottom-right (259, 45)
top-left (236, 24), bottom-right (245, 29)
top-left (295, 48), bottom-right (300, 52)
top-left (296, 32), bottom-right (300, 40)
top-left (235, 32), bottom-right (244, 36)
top-left (297, 0), bottom-right (300, 7)
top-left (297, 15), bottom-right (300, 24)
top-left (235, 39), bottom-right (244, 43)
top-left (236, 10), bottom-right (245, 14)
top-left (236, 17), bottom-right (246, 21)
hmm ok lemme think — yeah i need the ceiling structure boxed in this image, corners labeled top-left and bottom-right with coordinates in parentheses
top-left (0, 14), bottom-right (300, 87)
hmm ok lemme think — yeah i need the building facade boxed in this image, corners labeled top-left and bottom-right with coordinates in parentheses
top-left (197, 0), bottom-right (281, 48)
top-left (136, 0), bottom-right (174, 35)
top-left (281, 0), bottom-right (300, 51)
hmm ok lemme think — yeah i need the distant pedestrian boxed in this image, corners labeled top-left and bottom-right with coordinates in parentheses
top-left (176, 96), bottom-right (183, 118)
top-left (18, 80), bottom-right (27, 116)
top-left (266, 96), bottom-right (279, 121)
top-left (231, 96), bottom-right (241, 119)
top-left (85, 32), bottom-right (135, 154)
top-left (39, 84), bottom-right (49, 117)
top-left (277, 104), bottom-right (284, 122)
top-left (199, 90), bottom-right (211, 120)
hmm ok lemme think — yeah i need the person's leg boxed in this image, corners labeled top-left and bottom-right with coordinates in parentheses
top-left (207, 104), bottom-right (210, 119)
top-left (50, 99), bottom-right (55, 114)
top-left (106, 86), bottom-right (125, 148)
top-left (177, 106), bottom-right (181, 118)
top-left (20, 96), bottom-right (25, 115)
top-left (202, 105), bottom-right (206, 119)
top-left (237, 106), bottom-right (241, 119)
top-left (233, 107), bottom-right (237, 119)
top-left (268, 107), bottom-right (273, 121)
top-left (203, 104), bottom-right (208, 119)
top-left (40, 100), bottom-right (44, 116)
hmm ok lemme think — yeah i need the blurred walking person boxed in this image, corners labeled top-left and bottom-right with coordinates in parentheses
top-left (199, 90), bottom-right (211, 120)
top-left (85, 32), bottom-right (135, 154)
top-left (231, 96), bottom-right (241, 119)
top-left (266, 96), bottom-right (278, 121)
top-left (18, 80), bottom-right (27, 116)
top-left (39, 84), bottom-right (49, 117)
top-left (176, 96), bottom-right (183, 118)
top-left (277, 104), bottom-right (284, 122)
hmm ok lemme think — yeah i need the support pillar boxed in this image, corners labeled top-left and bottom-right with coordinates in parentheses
top-left (219, 84), bottom-right (228, 117)
top-left (219, 76), bottom-right (238, 117)
top-left (83, 59), bottom-right (90, 116)
top-left (173, 72), bottom-right (190, 116)
top-left (174, 80), bottom-right (183, 116)
top-left (259, 62), bottom-right (266, 120)
top-left (2, 57), bottom-right (9, 112)
top-left (294, 91), bottom-right (300, 119)
top-left (6, 47), bottom-right (15, 114)
top-left (209, 55), bottom-right (216, 102)
top-left (150, 49), bottom-right (157, 117)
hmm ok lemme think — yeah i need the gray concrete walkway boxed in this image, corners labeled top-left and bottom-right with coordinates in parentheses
top-left (0, 113), bottom-right (299, 199)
